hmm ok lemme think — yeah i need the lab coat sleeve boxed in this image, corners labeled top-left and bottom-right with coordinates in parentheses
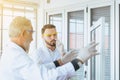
top-left (20, 61), bottom-right (75, 80)
top-left (28, 49), bottom-right (41, 64)
top-left (20, 63), bottom-right (42, 80)
top-left (42, 62), bottom-right (56, 69)
top-left (54, 62), bottom-right (76, 79)
top-left (41, 62), bottom-right (76, 80)
top-left (29, 49), bottom-right (57, 69)
top-left (29, 51), bottom-right (56, 69)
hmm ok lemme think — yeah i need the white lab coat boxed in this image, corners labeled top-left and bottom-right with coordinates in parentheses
top-left (0, 41), bottom-right (75, 80)
top-left (29, 42), bottom-right (75, 80)
top-left (29, 43), bottom-right (61, 64)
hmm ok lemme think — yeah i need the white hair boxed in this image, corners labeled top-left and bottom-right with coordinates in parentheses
top-left (9, 16), bottom-right (32, 38)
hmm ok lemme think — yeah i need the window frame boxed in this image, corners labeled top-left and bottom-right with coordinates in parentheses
top-left (90, 17), bottom-right (105, 80)
top-left (115, 0), bottom-right (120, 80)
top-left (87, 1), bottom-right (115, 80)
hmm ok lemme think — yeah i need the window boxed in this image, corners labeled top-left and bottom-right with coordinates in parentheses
top-left (90, 6), bottom-right (111, 80)
top-left (68, 10), bottom-right (84, 80)
top-left (0, 2), bottom-right (37, 55)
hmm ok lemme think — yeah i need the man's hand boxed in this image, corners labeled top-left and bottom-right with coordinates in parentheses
top-left (76, 41), bottom-right (99, 64)
top-left (60, 50), bottom-right (79, 64)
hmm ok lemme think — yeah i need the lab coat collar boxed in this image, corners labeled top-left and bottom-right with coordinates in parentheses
top-left (7, 41), bottom-right (25, 52)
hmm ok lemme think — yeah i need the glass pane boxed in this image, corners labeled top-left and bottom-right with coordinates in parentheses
top-left (3, 8), bottom-right (12, 16)
top-left (76, 21), bottom-right (84, 49)
top-left (52, 21), bottom-right (62, 32)
top-left (3, 16), bottom-right (12, 29)
top-left (68, 10), bottom-right (84, 50)
top-left (69, 21), bottom-right (76, 49)
top-left (68, 10), bottom-right (84, 80)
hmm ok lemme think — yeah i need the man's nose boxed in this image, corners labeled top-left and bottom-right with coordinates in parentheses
top-left (51, 35), bottom-right (56, 39)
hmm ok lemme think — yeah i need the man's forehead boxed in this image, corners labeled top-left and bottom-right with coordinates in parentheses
top-left (44, 28), bottom-right (57, 33)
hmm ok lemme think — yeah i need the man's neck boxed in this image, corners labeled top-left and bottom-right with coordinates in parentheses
top-left (11, 38), bottom-right (26, 52)
top-left (46, 45), bottom-right (56, 51)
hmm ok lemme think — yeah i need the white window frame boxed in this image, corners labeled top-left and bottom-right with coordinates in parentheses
top-left (87, 1), bottom-right (115, 80)
top-left (90, 17), bottom-right (105, 80)
top-left (115, 0), bottom-right (119, 80)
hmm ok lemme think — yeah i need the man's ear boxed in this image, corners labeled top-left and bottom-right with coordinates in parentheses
top-left (20, 30), bottom-right (26, 37)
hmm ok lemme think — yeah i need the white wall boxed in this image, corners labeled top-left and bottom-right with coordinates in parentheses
top-left (41, 0), bottom-right (112, 9)
top-left (5, 0), bottom-right (40, 3)
top-left (43, 0), bottom-right (89, 9)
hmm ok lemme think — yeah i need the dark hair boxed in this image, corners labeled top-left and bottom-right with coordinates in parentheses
top-left (41, 24), bottom-right (56, 34)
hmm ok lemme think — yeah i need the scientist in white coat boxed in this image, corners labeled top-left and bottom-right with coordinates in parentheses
top-left (29, 24), bottom-right (71, 64)
top-left (29, 24), bottom-right (78, 68)
top-left (29, 24), bottom-right (98, 80)
top-left (0, 16), bottom-right (98, 80)
top-left (29, 24), bottom-right (77, 80)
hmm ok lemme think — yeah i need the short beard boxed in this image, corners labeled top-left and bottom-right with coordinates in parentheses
top-left (23, 41), bottom-right (30, 53)
top-left (45, 40), bottom-right (56, 47)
